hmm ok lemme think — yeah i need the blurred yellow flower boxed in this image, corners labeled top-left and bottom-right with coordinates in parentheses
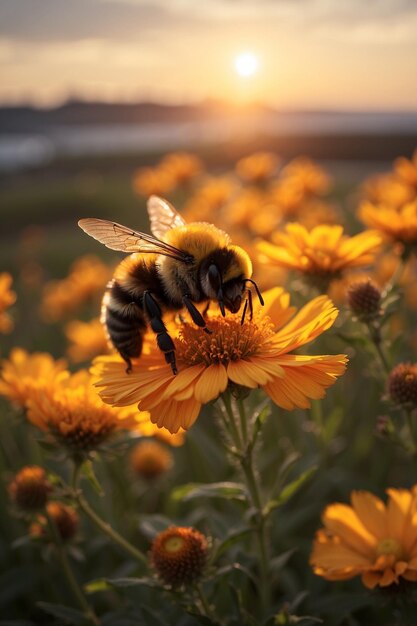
top-left (311, 486), bottom-right (417, 589)
top-left (159, 152), bottom-right (203, 186)
top-left (362, 174), bottom-right (415, 210)
top-left (0, 348), bottom-right (67, 408)
top-left (281, 157), bottom-right (331, 197)
top-left (359, 200), bottom-right (417, 248)
top-left (0, 272), bottom-right (16, 333)
top-left (132, 166), bottom-right (175, 197)
top-left (183, 175), bottom-right (238, 221)
top-left (235, 152), bottom-right (280, 184)
top-left (41, 255), bottom-right (112, 322)
top-left (130, 440), bottom-right (173, 479)
top-left (258, 224), bottom-right (382, 287)
top-left (25, 369), bottom-right (147, 452)
top-left (65, 318), bottom-right (110, 363)
top-left (94, 288), bottom-right (347, 433)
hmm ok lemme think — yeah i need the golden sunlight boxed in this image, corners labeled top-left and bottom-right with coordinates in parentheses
top-left (234, 52), bottom-right (259, 78)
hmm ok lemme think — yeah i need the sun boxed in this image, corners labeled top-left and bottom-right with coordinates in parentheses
top-left (234, 52), bottom-right (259, 78)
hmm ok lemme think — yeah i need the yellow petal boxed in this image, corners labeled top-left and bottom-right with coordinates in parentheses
top-left (323, 504), bottom-right (376, 556)
top-left (194, 364), bottom-right (228, 403)
top-left (227, 359), bottom-right (270, 388)
top-left (351, 491), bottom-right (387, 540)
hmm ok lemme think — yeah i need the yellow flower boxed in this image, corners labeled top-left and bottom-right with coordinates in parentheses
top-left (65, 318), bottom-right (110, 363)
top-left (41, 255), bottom-right (112, 322)
top-left (94, 288), bottom-right (347, 433)
top-left (311, 486), bottom-right (417, 589)
top-left (0, 272), bottom-right (16, 333)
top-left (159, 152), bottom-right (203, 186)
top-left (25, 369), bottom-right (146, 452)
top-left (183, 176), bottom-right (238, 221)
top-left (281, 157), bottom-right (331, 197)
top-left (258, 224), bottom-right (382, 286)
top-left (132, 166), bottom-right (175, 197)
top-left (359, 200), bottom-right (417, 248)
top-left (362, 174), bottom-right (415, 210)
top-left (0, 348), bottom-right (67, 408)
top-left (235, 152), bottom-right (280, 184)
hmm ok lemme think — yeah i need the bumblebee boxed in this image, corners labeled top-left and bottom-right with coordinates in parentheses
top-left (78, 196), bottom-right (263, 374)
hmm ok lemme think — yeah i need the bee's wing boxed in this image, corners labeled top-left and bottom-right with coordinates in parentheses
top-left (78, 218), bottom-right (193, 262)
top-left (147, 195), bottom-right (187, 240)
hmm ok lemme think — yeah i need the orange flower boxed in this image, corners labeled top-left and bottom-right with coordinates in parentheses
top-left (25, 369), bottom-right (146, 452)
top-left (93, 288), bottom-right (347, 433)
top-left (258, 224), bottom-right (382, 285)
top-left (130, 440), bottom-right (173, 479)
top-left (235, 152), bottom-right (280, 184)
top-left (0, 348), bottom-right (67, 408)
top-left (41, 255), bottom-right (112, 322)
top-left (280, 157), bottom-right (331, 197)
top-left (359, 200), bottom-right (417, 248)
top-left (159, 152), bottom-right (203, 186)
top-left (150, 526), bottom-right (208, 586)
top-left (311, 486), bottom-right (417, 589)
top-left (0, 272), bottom-right (16, 333)
top-left (132, 166), bottom-right (175, 197)
top-left (9, 466), bottom-right (52, 511)
top-left (65, 318), bottom-right (110, 363)
top-left (362, 174), bottom-right (415, 210)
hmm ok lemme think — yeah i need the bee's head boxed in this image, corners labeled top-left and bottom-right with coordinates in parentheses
top-left (200, 246), bottom-right (262, 317)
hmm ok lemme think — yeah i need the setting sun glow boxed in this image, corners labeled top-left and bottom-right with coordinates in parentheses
top-left (234, 52), bottom-right (259, 78)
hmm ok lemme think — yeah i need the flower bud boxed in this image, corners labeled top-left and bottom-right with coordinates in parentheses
top-left (347, 279), bottom-right (381, 321)
top-left (46, 502), bottom-right (79, 541)
top-left (388, 363), bottom-right (417, 408)
top-left (9, 466), bottom-right (52, 511)
top-left (150, 526), bottom-right (208, 587)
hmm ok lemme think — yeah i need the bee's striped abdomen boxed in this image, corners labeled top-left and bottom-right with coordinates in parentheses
top-left (102, 279), bottom-right (147, 366)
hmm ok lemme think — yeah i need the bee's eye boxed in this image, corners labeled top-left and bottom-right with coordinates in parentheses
top-left (207, 264), bottom-right (222, 291)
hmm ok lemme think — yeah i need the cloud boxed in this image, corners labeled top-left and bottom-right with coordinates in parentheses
top-left (0, 0), bottom-right (196, 42)
top-left (1, 0), bottom-right (417, 46)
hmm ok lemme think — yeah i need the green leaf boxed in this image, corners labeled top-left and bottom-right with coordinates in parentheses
top-left (265, 467), bottom-right (317, 516)
top-left (37, 602), bottom-right (88, 625)
top-left (138, 514), bottom-right (172, 540)
top-left (86, 577), bottom-right (161, 594)
top-left (251, 402), bottom-right (271, 445)
top-left (269, 548), bottom-right (296, 575)
top-left (171, 482), bottom-right (246, 503)
top-left (80, 459), bottom-right (104, 496)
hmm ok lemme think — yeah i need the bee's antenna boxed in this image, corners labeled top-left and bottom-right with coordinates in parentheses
top-left (244, 279), bottom-right (264, 306)
top-left (240, 288), bottom-right (254, 325)
top-left (240, 298), bottom-right (248, 325)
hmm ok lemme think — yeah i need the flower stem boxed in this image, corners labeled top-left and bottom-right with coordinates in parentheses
top-left (46, 512), bottom-right (99, 625)
top-left (220, 393), bottom-right (270, 615)
top-left (195, 583), bottom-right (220, 624)
top-left (71, 462), bottom-right (147, 567)
top-left (366, 322), bottom-right (390, 375)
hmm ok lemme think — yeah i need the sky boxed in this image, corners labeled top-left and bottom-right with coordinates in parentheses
top-left (1, 0), bottom-right (417, 110)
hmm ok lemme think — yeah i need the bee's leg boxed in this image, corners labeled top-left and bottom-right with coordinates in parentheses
top-left (143, 291), bottom-right (178, 375)
top-left (182, 296), bottom-right (213, 334)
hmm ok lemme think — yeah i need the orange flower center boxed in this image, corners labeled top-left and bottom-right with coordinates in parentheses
top-left (176, 316), bottom-right (274, 366)
top-left (376, 538), bottom-right (404, 560)
top-left (163, 536), bottom-right (186, 554)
